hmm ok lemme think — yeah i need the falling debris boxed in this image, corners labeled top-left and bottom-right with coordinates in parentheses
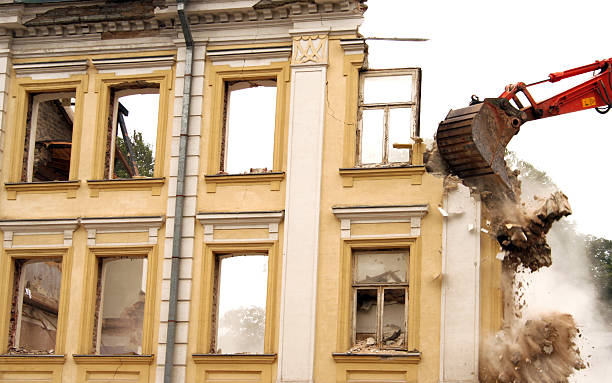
top-left (426, 141), bottom-right (585, 382)
top-left (480, 313), bottom-right (585, 383)
top-left (495, 191), bottom-right (572, 272)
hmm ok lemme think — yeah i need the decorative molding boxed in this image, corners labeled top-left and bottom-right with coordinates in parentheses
top-left (339, 166), bottom-right (426, 187)
top-left (292, 35), bottom-right (328, 66)
top-left (196, 211), bottom-right (284, 242)
top-left (72, 355), bottom-right (154, 364)
top-left (3, 1), bottom-right (363, 40)
top-left (192, 354), bottom-right (276, 364)
top-left (332, 205), bottom-right (429, 238)
top-left (207, 46), bottom-right (291, 67)
top-left (12, 59), bottom-right (88, 77)
top-left (92, 55), bottom-right (175, 73)
top-left (86, 178), bottom-right (165, 198)
top-left (81, 216), bottom-right (164, 246)
top-left (0, 355), bottom-right (66, 364)
top-left (5, 181), bottom-right (81, 200)
top-left (204, 172), bottom-right (284, 193)
top-left (332, 352), bottom-right (421, 364)
top-left (340, 38), bottom-right (366, 55)
top-left (0, 218), bottom-right (79, 248)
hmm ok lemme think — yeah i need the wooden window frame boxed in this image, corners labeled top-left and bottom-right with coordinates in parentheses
top-left (336, 237), bottom-right (421, 353)
top-left (356, 68), bottom-right (422, 167)
top-left (351, 249), bottom-right (410, 349)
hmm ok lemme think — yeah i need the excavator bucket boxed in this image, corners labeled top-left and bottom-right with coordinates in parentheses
top-left (436, 98), bottom-right (524, 190)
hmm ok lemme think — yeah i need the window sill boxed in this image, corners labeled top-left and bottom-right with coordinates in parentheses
top-left (0, 354), bottom-right (65, 364)
top-left (204, 172), bottom-right (285, 193)
top-left (339, 166), bottom-right (425, 188)
top-left (86, 178), bottom-right (165, 197)
top-left (332, 351), bottom-right (421, 364)
top-left (5, 181), bottom-right (80, 200)
top-left (72, 354), bottom-right (154, 364)
top-left (192, 354), bottom-right (277, 364)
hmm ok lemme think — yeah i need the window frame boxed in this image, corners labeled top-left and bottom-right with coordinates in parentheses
top-left (107, 88), bottom-right (160, 179)
top-left (205, 62), bottom-right (290, 176)
top-left (197, 241), bottom-right (279, 355)
top-left (351, 249), bottom-right (410, 349)
top-left (80, 245), bottom-right (157, 355)
top-left (356, 68), bottom-right (422, 167)
top-left (92, 71), bottom-right (172, 180)
top-left (0, 247), bottom-right (72, 355)
top-left (211, 252), bottom-right (270, 354)
top-left (7, 76), bottom-right (86, 183)
top-left (337, 237), bottom-right (421, 353)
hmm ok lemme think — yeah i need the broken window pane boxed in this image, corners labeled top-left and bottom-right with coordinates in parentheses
top-left (355, 289), bottom-right (378, 344)
top-left (10, 259), bottom-right (62, 353)
top-left (354, 251), bottom-right (408, 284)
top-left (360, 109), bottom-right (384, 164)
top-left (215, 254), bottom-right (268, 354)
top-left (223, 81), bottom-right (276, 174)
top-left (382, 288), bottom-right (406, 348)
top-left (106, 87), bottom-right (159, 179)
top-left (23, 92), bottom-right (76, 182)
top-left (387, 108), bottom-right (412, 163)
top-left (96, 258), bottom-right (146, 354)
top-left (363, 75), bottom-right (412, 104)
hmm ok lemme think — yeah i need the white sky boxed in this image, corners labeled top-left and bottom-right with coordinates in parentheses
top-left (360, 0), bottom-right (612, 240)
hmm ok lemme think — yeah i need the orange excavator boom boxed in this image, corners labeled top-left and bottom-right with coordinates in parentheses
top-left (436, 58), bottom-right (612, 189)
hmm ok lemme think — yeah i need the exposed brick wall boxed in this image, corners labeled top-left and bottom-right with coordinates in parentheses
top-left (35, 100), bottom-right (73, 142)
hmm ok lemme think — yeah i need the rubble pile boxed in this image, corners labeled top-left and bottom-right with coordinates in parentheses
top-left (480, 313), bottom-right (585, 383)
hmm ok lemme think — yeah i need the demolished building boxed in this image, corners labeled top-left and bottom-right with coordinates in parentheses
top-left (0, 0), bottom-right (549, 382)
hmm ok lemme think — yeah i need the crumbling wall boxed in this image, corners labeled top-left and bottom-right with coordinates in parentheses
top-left (426, 142), bottom-right (585, 382)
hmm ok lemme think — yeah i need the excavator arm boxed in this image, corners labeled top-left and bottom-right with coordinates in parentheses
top-left (436, 58), bottom-right (612, 190)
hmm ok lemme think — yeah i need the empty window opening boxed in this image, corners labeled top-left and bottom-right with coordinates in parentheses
top-left (93, 257), bottom-right (147, 355)
top-left (22, 92), bottom-right (76, 182)
top-left (352, 250), bottom-right (409, 351)
top-left (9, 259), bottom-right (62, 354)
top-left (358, 70), bottom-right (420, 166)
top-left (212, 254), bottom-right (268, 354)
top-left (221, 80), bottom-right (277, 174)
top-left (105, 85), bottom-right (160, 179)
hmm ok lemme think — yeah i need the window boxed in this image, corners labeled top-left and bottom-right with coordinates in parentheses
top-left (352, 250), bottom-right (409, 350)
top-left (221, 80), bottom-right (277, 174)
top-left (8, 258), bottom-right (62, 353)
top-left (357, 69), bottom-right (421, 166)
top-left (211, 254), bottom-right (268, 354)
top-left (22, 92), bottom-right (76, 182)
top-left (92, 257), bottom-right (147, 354)
top-left (105, 86), bottom-right (160, 179)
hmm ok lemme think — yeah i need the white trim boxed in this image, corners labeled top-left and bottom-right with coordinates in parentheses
top-left (0, 219), bottom-right (79, 248)
top-left (92, 55), bottom-right (175, 75)
top-left (332, 205), bottom-right (428, 238)
top-left (12, 60), bottom-right (88, 77)
top-left (196, 211), bottom-right (284, 242)
top-left (340, 38), bottom-right (366, 55)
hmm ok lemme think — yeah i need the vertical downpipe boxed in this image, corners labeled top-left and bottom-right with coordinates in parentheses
top-left (164, 1), bottom-right (193, 382)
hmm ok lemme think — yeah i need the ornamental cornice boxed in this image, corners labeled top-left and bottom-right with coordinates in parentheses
top-left (0, 0), bottom-right (362, 39)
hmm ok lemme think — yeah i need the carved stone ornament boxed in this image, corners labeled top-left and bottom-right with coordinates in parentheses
top-left (292, 35), bottom-right (328, 65)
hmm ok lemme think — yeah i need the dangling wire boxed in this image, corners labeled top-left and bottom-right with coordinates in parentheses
top-left (596, 65), bottom-right (612, 114)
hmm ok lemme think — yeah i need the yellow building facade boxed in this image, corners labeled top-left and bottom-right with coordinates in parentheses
top-left (0, 1), bottom-right (502, 382)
